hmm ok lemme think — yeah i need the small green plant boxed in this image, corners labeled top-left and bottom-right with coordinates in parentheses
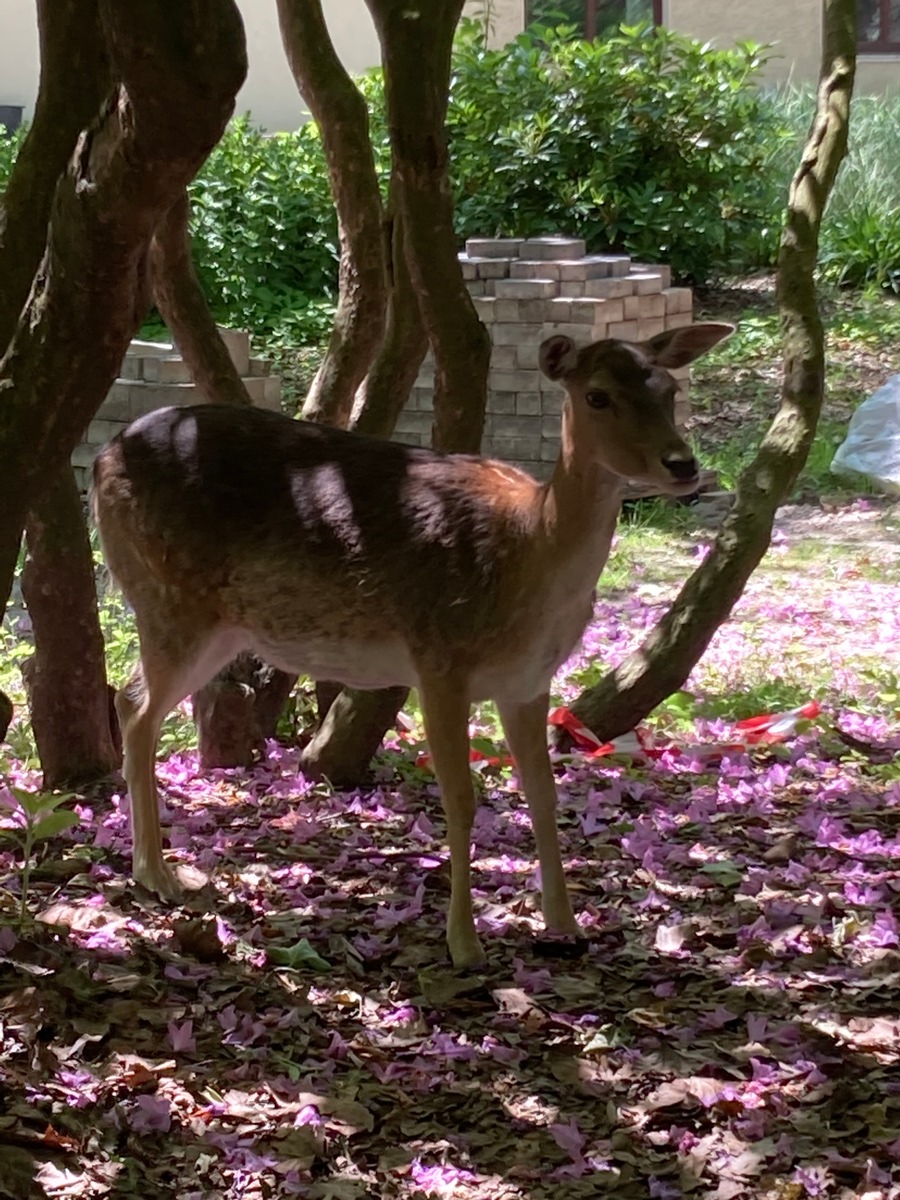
top-left (0, 787), bottom-right (79, 925)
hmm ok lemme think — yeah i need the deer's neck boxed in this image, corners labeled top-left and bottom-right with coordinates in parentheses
top-left (540, 403), bottom-right (622, 589)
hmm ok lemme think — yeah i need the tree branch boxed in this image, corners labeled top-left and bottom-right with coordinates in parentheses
top-left (569, 0), bottom-right (857, 739)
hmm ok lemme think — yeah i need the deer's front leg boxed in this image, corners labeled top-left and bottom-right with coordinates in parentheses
top-left (497, 693), bottom-right (578, 938)
top-left (419, 677), bottom-right (484, 970)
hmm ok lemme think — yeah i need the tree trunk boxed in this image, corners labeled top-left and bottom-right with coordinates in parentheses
top-left (149, 189), bottom-right (251, 407)
top-left (302, 202), bottom-right (428, 782)
top-left (569, 0), bottom-right (857, 740)
top-left (367, 0), bottom-right (491, 453)
top-left (0, 0), bottom-right (109, 342)
top-left (277, 0), bottom-right (388, 427)
top-left (0, 691), bottom-right (12, 744)
top-left (0, 0), bottom-right (247, 621)
top-left (302, 3), bottom-right (488, 784)
top-left (21, 471), bottom-right (120, 787)
top-left (0, 1), bottom-right (116, 785)
top-left (352, 203), bottom-right (428, 438)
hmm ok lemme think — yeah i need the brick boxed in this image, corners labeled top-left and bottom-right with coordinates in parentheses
top-left (241, 375), bottom-right (268, 404)
top-left (600, 255), bottom-right (633, 277)
top-left (510, 260), bottom-right (561, 280)
top-left (128, 381), bottom-right (198, 418)
top-left (590, 322), bottom-right (609, 342)
top-left (569, 300), bottom-right (601, 325)
top-left (623, 294), bottom-right (640, 320)
top-left (492, 322), bottom-right (544, 345)
top-left (547, 298), bottom-right (573, 322)
top-left (516, 392), bottom-right (543, 416)
top-left (86, 419), bottom-right (123, 447)
top-left (414, 387), bottom-right (434, 412)
top-left (473, 258), bottom-right (510, 280)
top-left (666, 311), bottom-right (692, 329)
top-left (489, 414), bottom-right (543, 438)
top-left (489, 369), bottom-right (542, 392)
top-left (541, 414), bottom-right (563, 438)
top-left (394, 411), bottom-right (432, 437)
top-left (118, 357), bottom-right (142, 381)
top-left (472, 297), bottom-right (496, 323)
top-left (493, 279), bottom-right (556, 300)
top-left (466, 237), bottom-right (523, 258)
top-left (559, 282), bottom-right (585, 298)
top-left (487, 435), bottom-right (543, 460)
top-left (71, 444), bottom-right (99, 470)
top-left (663, 287), bottom-right (693, 314)
top-left (581, 279), bottom-right (634, 302)
top-left (675, 398), bottom-right (691, 427)
top-left (540, 390), bottom-right (563, 415)
top-left (515, 342), bottom-right (540, 370)
top-left (518, 236), bottom-right (586, 260)
top-left (607, 320), bottom-right (640, 341)
top-left (488, 391), bottom-right (517, 415)
top-left (670, 366), bottom-right (691, 382)
top-left (489, 345), bottom-right (518, 369)
top-left (262, 376), bottom-right (282, 410)
top-left (629, 272), bottom-right (663, 295)
top-left (599, 298), bottom-right (626, 324)
top-left (631, 262), bottom-right (672, 288)
top-left (141, 356), bottom-right (193, 385)
top-left (517, 298), bottom-right (552, 322)
top-left (97, 386), bottom-right (134, 423)
top-left (493, 299), bottom-right (520, 323)
top-left (458, 257), bottom-right (478, 281)
top-left (540, 322), bottom-right (591, 344)
top-left (540, 438), bottom-right (561, 462)
top-left (127, 339), bottom-right (173, 358)
top-left (217, 327), bottom-right (250, 376)
top-left (639, 292), bottom-right (666, 319)
top-left (467, 280), bottom-right (486, 297)
top-left (637, 318), bottom-right (666, 339)
top-left (249, 357), bottom-right (272, 377)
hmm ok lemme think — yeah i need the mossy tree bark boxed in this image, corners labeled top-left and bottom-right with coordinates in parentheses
top-left (569, 0), bottom-right (857, 739)
top-left (0, 0), bottom-right (117, 785)
top-left (276, 0), bottom-right (388, 427)
top-left (149, 189), bottom-right (251, 408)
top-left (367, 0), bottom-right (491, 454)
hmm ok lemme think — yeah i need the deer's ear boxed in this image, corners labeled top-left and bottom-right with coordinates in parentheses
top-left (642, 322), bottom-right (735, 370)
top-left (539, 335), bottom-right (579, 381)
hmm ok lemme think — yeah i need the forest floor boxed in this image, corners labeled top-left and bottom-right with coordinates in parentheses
top-left (1, 281), bottom-right (900, 1200)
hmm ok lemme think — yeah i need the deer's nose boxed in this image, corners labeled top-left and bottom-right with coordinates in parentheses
top-left (662, 454), bottom-right (699, 483)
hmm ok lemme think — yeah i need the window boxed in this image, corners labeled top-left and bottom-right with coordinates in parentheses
top-left (526, 0), bottom-right (662, 40)
top-left (857, 0), bottom-right (900, 51)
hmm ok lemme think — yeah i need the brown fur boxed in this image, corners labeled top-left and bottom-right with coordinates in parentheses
top-left (92, 322), bottom-right (733, 968)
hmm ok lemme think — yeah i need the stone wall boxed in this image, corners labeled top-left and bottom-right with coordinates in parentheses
top-left (395, 236), bottom-right (693, 482)
top-left (71, 329), bottom-right (282, 491)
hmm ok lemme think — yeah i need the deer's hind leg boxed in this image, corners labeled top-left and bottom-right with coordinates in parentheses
top-left (116, 620), bottom-right (244, 899)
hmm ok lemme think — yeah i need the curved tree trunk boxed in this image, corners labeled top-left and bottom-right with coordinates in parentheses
top-left (149, 189), bottom-right (251, 407)
top-left (302, 3), bottom-right (490, 784)
top-left (0, 0), bottom-right (247, 624)
top-left (276, 0), bottom-right (387, 427)
top-left (569, 0), bottom-right (857, 739)
top-left (367, 0), bottom-right (491, 453)
top-left (22, 472), bottom-right (120, 786)
top-left (352, 202), bottom-right (428, 438)
top-left (0, 691), bottom-right (12, 744)
top-left (0, 0), bottom-right (117, 785)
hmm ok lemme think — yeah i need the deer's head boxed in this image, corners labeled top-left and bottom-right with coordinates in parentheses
top-left (539, 322), bottom-right (734, 494)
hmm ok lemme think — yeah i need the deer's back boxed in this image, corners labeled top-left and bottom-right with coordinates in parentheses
top-left (92, 405), bottom-right (563, 686)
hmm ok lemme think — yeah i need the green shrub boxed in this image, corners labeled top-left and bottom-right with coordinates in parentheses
top-left (0, 124), bottom-right (26, 191)
top-left (445, 20), bottom-right (787, 281)
top-left (188, 116), bottom-right (339, 344)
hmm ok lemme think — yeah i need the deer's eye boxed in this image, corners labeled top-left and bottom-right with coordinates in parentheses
top-left (586, 390), bottom-right (612, 410)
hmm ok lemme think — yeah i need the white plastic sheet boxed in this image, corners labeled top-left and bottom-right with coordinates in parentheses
top-left (831, 373), bottom-right (900, 493)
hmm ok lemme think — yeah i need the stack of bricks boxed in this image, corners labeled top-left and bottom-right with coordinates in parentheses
top-left (395, 236), bottom-right (694, 486)
top-left (71, 329), bottom-right (282, 491)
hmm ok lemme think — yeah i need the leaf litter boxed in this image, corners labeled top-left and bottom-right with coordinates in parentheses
top-left (1, 502), bottom-right (900, 1199)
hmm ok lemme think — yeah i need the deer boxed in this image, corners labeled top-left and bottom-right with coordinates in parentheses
top-left (91, 321), bottom-right (733, 970)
